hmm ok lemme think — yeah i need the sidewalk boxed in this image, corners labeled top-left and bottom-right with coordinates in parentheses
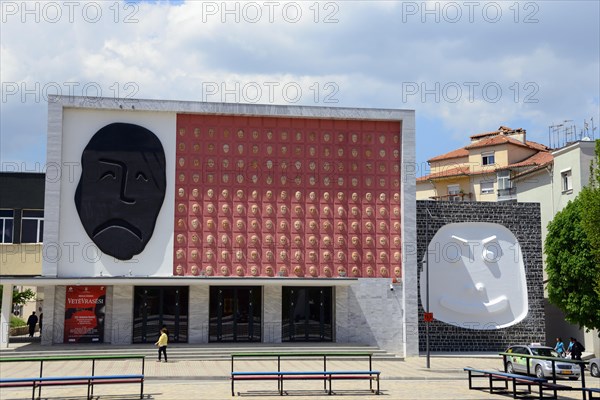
top-left (0, 343), bottom-right (594, 399)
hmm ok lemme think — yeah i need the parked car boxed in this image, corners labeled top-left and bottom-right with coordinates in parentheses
top-left (590, 358), bottom-right (600, 378)
top-left (505, 344), bottom-right (581, 380)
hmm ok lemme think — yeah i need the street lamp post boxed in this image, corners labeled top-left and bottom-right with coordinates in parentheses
top-left (425, 206), bottom-right (430, 369)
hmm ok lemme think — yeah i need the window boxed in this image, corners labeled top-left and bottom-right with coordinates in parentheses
top-left (561, 170), bottom-right (572, 192)
top-left (447, 184), bottom-right (461, 201)
top-left (482, 152), bottom-right (495, 166)
top-left (21, 210), bottom-right (44, 243)
top-left (0, 210), bottom-right (14, 243)
top-left (497, 170), bottom-right (512, 190)
top-left (480, 181), bottom-right (494, 194)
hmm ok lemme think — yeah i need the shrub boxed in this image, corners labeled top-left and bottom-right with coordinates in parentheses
top-left (10, 315), bottom-right (26, 328)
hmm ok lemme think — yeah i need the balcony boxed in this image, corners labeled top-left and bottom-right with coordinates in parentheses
top-left (429, 193), bottom-right (473, 202)
top-left (497, 187), bottom-right (517, 202)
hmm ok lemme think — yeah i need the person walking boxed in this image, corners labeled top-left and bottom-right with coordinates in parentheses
top-left (554, 337), bottom-right (565, 357)
top-left (155, 327), bottom-right (168, 363)
top-left (566, 338), bottom-right (574, 358)
top-left (26, 311), bottom-right (38, 337)
top-left (569, 337), bottom-right (585, 361)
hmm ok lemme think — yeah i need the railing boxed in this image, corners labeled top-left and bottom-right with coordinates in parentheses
top-left (497, 187), bottom-right (517, 201)
top-left (429, 193), bottom-right (473, 202)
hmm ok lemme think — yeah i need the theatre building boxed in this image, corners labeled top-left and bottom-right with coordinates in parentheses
top-left (0, 97), bottom-right (418, 356)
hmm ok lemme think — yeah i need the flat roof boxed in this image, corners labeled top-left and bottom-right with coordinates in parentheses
top-left (0, 276), bottom-right (358, 287)
top-left (49, 95), bottom-right (414, 121)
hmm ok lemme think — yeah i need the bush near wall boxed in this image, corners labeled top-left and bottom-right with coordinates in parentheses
top-left (10, 315), bottom-right (26, 328)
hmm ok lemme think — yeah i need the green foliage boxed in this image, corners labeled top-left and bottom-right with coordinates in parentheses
top-left (580, 187), bottom-right (600, 263)
top-left (0, 287), bottom-right (37, 308)
top-left (10, 315), bottom-right (26, 328)
top-left (580, 140), bottom-right (600, 265)
top-left (545, 195), bottom-right (600, 331)
top-left (591, 140), bottom-right (600, 187)
top-left (12, 289), bottom-right (36, 306)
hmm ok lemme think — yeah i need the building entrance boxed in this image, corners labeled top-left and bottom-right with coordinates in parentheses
top-left (133, 286), bottom-right (189, 344)
top-left (209, 286), bottom-right (261, 342)
top-left (282, 287), bottom-right (333, 342)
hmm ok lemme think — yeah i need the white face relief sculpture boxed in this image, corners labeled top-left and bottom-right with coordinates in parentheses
top-left (419, 222), bottom-right (528, 330)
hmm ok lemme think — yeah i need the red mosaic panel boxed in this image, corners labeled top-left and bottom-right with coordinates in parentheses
top-left (173, 114), bottom-right (402, 279)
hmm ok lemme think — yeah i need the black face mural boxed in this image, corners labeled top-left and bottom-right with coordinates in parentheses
top-left (75, 123), bottom-right (166, 260)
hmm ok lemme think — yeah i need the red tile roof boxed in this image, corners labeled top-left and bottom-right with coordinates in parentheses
top-left (524, 140), bottom-right (549, 152)
top-left (508, 152), bottom-right (554, 179)
top-left (469, 130), bottom-right (501, 139)
top-left (505, 151), bottom-right (554, 169)
top-left (469, 126), bottom-right (522, 139)
top-left (429, 135), bottom-right (549, 162)
top-left (465, 134), bottom-right (544, 150)
top-left (419, 152), bottom-right (553, 182)
top-left (428, 147), bottom-right (469, 162)
top-left (422, 126), bottom-right (552, 180)
top-left (416, 166), bottom-right (471, 182)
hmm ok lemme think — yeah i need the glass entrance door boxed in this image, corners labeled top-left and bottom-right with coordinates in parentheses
top-left (209, 286), bottom-right (261, 342)
top-left (133, 286), bottom-right (189, 344)
top-left (282, 287), bottom-right (333, 342)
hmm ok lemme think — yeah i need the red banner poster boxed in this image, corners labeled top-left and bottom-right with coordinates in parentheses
top-left (64, 285), bottom-right (106, 343)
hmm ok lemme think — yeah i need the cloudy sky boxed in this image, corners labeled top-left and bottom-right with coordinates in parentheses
top-left (1, 0), bottom-right (598, 175)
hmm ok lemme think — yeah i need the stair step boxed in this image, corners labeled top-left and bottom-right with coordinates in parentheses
top-left (2, 344), bottom-right (401, 360)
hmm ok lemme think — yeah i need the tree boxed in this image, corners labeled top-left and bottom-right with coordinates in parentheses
top-left (0, 287), bottom-right (37, 309)
top-left (580, 140), bottom-right (600, 265)
top-left (545, 141), bottom-right (600, 332)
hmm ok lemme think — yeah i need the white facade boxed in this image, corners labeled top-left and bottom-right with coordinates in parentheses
top-left (515, 139), bottom-right (599, 356)
top-left (1, 96), bottom-right (418, 357)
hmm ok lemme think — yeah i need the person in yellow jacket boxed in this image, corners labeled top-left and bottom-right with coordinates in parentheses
top-left (155, 327), bottom-right (168, 362)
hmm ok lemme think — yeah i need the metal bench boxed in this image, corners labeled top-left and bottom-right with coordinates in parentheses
top-left (231, 370), bottom-right (380, 396)
top-left (464, 367), bottom-right (568, 399)
top-left (0, 354), bottom-right (146, 399)
top-left (0, 374), bottom-right (145, 400)
top-left (230, 351), bottom-right (377, 396)
top-left (584, 388), bottom-right (600, 400)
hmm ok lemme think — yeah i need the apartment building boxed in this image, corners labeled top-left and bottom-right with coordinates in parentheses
top-left (416, 126), bottom-right (552, 202)
top-left (0, 172), bottom-right (45, 318)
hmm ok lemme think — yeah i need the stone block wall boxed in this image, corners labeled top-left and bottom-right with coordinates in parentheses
top-left (340, 279), bottom-right (405, 355)
top-left (416, 200), bottom-right (545, 352)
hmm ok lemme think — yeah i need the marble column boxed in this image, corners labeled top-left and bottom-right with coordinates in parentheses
top-left (189, 286), bottom-right (209, 343)
top-left (40, 286), bottom-right (55, 345)
top-left (111, 286), bottom-right (133, 345)
top-left (263, 286), bottom-right (282, 344)
top-left (0, 284), bottom-right (13, 348)
top-left (53, 286), bottom-right (66, 344)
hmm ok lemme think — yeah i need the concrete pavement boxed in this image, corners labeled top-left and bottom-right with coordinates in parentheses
top-left (1, 342), bottom-right (596, 399)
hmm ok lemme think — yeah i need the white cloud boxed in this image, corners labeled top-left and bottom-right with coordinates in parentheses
top-left (1, 0), bottom-right (598, 170)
